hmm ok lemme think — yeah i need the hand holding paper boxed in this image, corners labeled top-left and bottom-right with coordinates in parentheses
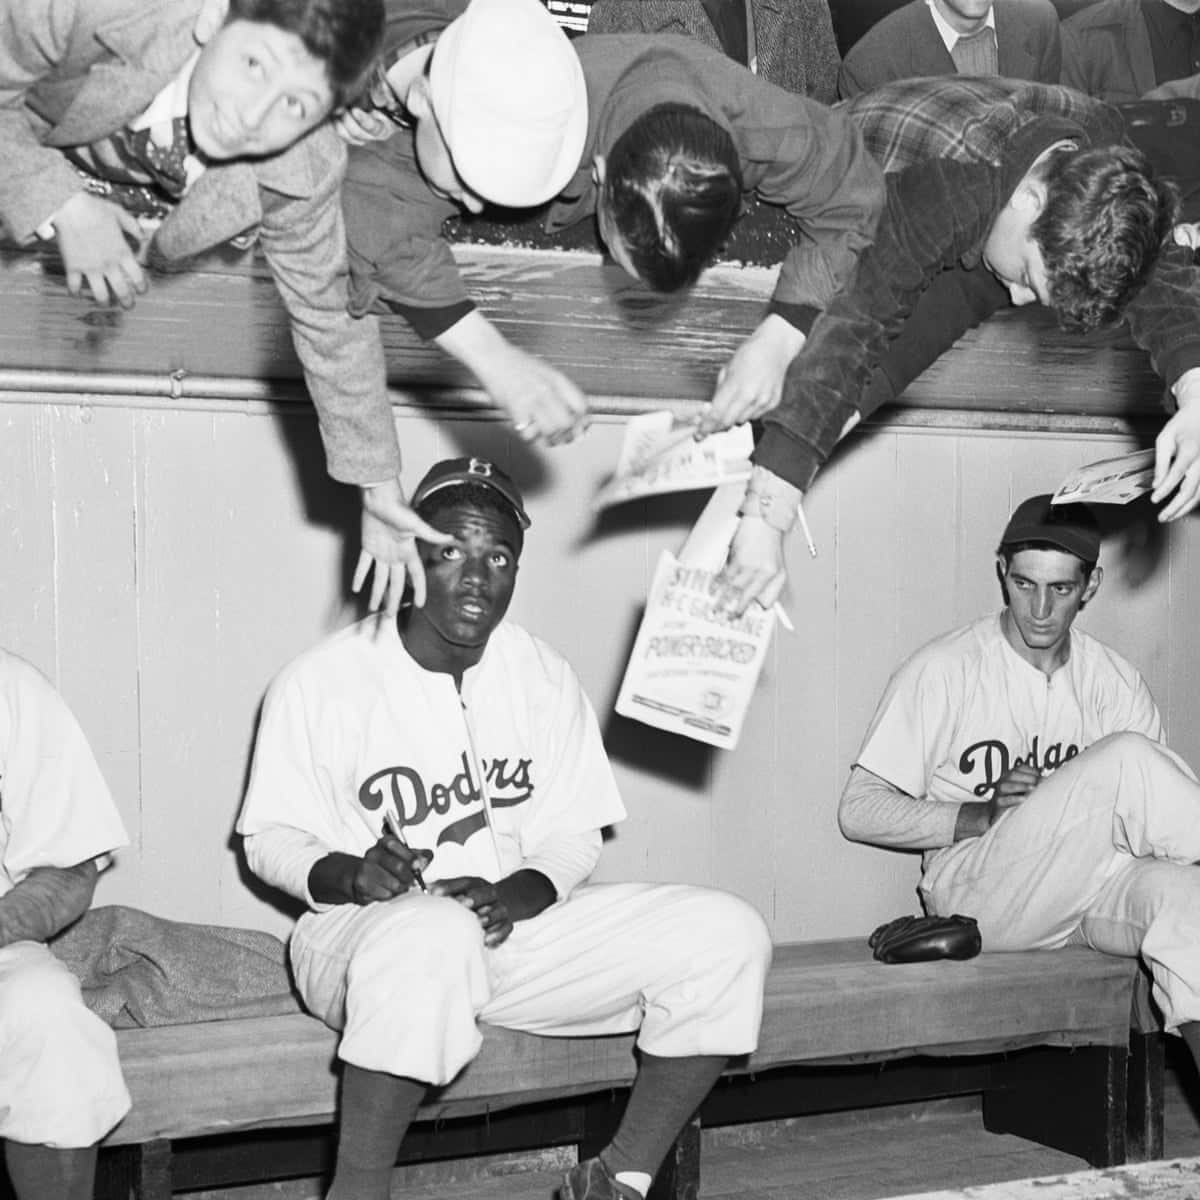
top-left (593, 411), bottom-right (753, 511)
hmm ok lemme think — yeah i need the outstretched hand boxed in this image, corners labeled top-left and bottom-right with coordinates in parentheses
top-left (436, 312), bottom-right (590, 446)
top-left (52, 192), bottom-right (148, 309)
top-left (717, 516), bottom-right (788, 617)
top-left (355, 478), bottom-right (456, 615)
top-left (1153, 371), bottom-right (1200, 521)
top-left (480, 341), bottom-right (591, 447)
top-left (700, 315), bottom-right (807, 438)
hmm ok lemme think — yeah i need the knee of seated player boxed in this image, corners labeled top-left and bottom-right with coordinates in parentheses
top-left (1080, 730), bottom-right (1160, 766)
top-left (0, 948), bottom-right (88, 1044)
top-left (344, 894), bottom-right (486, 995)
top-left (669, 888), bottom-right (773, 978)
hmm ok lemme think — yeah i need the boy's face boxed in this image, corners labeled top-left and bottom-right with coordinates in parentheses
top-left (982, 185), bottom-right (1050, 309)
top-left (189, 19), bottom-right (335, 161)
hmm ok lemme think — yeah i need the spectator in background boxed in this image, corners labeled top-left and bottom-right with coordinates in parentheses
top-left (837, 0), bottom-right (1062, 98)
top-left (1062, 0), bottom-right (1200, 101)
top-left (587, 0), bottom-right (842, 102)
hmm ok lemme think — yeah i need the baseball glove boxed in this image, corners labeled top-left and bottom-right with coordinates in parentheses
top-left (868, 914), bottom-right (982, 964)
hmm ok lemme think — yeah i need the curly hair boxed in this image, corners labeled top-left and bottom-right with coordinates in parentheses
top-left (602, 103), bottom-right (743, 293)
top-left (229, 0), bottom-right (384, 108)
top-left (1032, 143), bottom-right (1177, 333)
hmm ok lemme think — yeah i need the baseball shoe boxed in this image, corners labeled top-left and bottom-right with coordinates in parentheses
top-left (560, 1157), bottom-right (643, 1200)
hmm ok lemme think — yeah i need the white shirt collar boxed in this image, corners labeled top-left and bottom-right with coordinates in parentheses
top-left (925, 0), bottom-right (996, 54)
top-left (135, 51), bottom-right (200, 133)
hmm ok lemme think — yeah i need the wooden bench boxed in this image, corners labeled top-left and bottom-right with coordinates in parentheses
top-left (96, 940), bottom-right (1161, 1200)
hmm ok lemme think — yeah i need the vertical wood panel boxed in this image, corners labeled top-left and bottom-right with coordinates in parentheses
top-left (49, 405), bottom-right (142, 906)
top-left (0, 406), bottom-right (57, 672)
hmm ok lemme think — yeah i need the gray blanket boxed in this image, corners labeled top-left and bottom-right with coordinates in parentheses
top-left (49, 905), bottom-right (303, 1028)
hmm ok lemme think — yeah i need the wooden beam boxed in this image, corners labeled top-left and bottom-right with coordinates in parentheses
top-left (0, 243), bottom-right (1166, 422)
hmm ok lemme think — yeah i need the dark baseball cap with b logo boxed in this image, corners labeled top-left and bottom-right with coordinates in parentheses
top-left (999, 493), bottom-right (1100, 561)
top-left (411, 457), bottom-right (531, 529)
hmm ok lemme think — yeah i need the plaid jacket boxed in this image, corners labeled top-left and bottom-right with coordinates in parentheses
top-left (839, 77), bottom-right (1125, 172)
top-left (752, 85), bottom-right (1200, 492)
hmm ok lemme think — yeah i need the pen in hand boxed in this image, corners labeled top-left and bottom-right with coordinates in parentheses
top-left (382, 808), bottom-right (429, 894)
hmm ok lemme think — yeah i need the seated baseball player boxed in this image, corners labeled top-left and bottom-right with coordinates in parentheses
top-left (708, 97), bottom-right (1185, 615)
top-left (838, 494), bottom-right (1200, 1075)
top-left (339, 0), bottom-right (884, 450)
top-left (0, 0), bottom-right (458, 619)
top-left (0, 648), bottom-right (131, 1200)
top-left (236, 455), bottom-right (773, 1200)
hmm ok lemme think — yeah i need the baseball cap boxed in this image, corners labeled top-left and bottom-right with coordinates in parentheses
top-left (999, 494), bottom-right (1100, 561)
top-left (427, 0), bottom-right (588, 208)
top-left (412, 457), bottom-right (531, 530)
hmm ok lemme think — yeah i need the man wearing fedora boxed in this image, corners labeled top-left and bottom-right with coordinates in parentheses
top-left (237, 456), bottom-right (772, 1200)
top-left (839, 493), bottom-right (1200, 1075)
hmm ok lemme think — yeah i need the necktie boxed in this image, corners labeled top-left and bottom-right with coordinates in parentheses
top-left (951, 26), bottom-right (999, 76)
top-left (65, 116), bottom-right (197, 219)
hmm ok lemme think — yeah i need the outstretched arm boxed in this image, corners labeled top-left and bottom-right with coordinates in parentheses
top-left (435, 312), bottom-right (590, 446)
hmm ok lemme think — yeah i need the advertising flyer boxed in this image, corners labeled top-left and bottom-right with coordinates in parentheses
top-left (615, 547), bottom-right (775, 750)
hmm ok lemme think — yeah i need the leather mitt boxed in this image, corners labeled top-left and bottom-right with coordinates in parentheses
top-left (868, 914), bottom-right (982, 964)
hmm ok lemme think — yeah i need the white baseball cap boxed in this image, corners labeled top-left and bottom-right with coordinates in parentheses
top-left (428, 0), bottom-right (589, 208)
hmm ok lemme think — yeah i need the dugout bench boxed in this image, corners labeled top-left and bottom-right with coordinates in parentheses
top-left (95, 939), bottom-right (1163, 1200)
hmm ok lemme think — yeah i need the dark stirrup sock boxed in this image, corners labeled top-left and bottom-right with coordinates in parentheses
top-left (603, 1052), bottom-right (728, 1179)
top-left (327, 1064), bottom-right (426, 1200)
top-left (5, 1142), bottom-right (97, 1200)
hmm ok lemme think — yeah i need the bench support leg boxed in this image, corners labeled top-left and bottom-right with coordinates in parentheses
top-left (131, 1140), bottom-right (172, 1200)
top-left (983, 1045), bottom-right (1127, 1168)
top-left (647, 1114), bottom-right (700, 1200)
top-left (1125, 1029), bottom-right (1165, 1162)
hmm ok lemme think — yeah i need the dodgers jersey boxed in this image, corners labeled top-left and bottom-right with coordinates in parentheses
top-left (856, 613), bottom-right (1163, 809)
top-left (238, 616), bottom-right (627, 908)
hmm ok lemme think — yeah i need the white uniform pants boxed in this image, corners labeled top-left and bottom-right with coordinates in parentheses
top-left (290, 882), bottom-right (772, 1084)
top-left (921, 732), bottom-right (1200, 1031)
top-left (0, 942), bottom-right (130, 1146)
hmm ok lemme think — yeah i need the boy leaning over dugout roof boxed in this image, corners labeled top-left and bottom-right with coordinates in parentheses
top-left (0, 0), bottom-right (459, 620)
top-left (704, 79), bottom-right (1200, 617)
top-left (335, 0), bottom-right (885, 449)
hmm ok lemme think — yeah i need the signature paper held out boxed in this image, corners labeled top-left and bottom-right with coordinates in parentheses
top-left (615, 483), bottom-right (776, 750)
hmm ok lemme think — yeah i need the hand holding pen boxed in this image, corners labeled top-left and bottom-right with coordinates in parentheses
top-left (382, 807), bottom-right (430, 894)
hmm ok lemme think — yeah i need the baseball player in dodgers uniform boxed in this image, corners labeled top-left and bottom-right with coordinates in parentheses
top-left (840, 494), bottom-right (1200, 1074)
top-left (0, 649), bottom-right (131, 1200)
top-left (237, 457), bottom-right (772, 1200)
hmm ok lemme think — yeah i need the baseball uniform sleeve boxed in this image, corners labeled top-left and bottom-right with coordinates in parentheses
top-left (848, 651), bottom-right (965, 849)
top-left (0, 653), bottom-right (128, 889)
top-left (238, 668), bottom-right (366, 909)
